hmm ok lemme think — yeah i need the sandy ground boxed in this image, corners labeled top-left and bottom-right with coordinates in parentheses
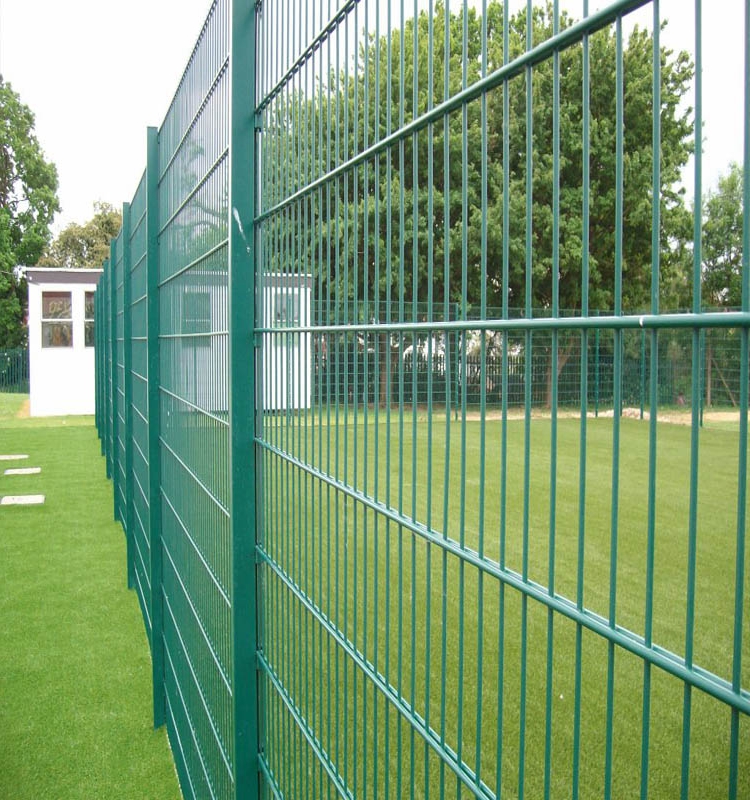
top-left (438, 406), bottom-right (746, 424)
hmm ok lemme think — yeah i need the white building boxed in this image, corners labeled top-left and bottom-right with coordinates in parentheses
top-left (262, 273), bottom-right (313, 411)
top-left (160, 271), bottom-right (312, 414)
top-left (26, 268), bottom-right (102, 417)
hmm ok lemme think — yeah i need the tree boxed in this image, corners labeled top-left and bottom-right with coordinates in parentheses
top-left (0, 76), bottom-right (60, 348)
top-left (265, 2), bottom-right (695, 402)
top-left (702, 162), bottom-right (744, 308)
top-left (40, 201), bottom-right (122, 269)
top-left (278, 2), bottom-right (693, 310)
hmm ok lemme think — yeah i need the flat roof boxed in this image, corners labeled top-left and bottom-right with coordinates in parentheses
top-left (25, 268), bottom-right (103, 286)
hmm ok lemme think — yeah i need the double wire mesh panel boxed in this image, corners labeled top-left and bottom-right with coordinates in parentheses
top-left (94, 0), bottom-right (749, 798)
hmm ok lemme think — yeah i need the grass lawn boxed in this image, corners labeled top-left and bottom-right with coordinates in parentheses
top-left (0, 395), bottom-right (181, 800)
top-left (258, 408), bottom-right (749, 798)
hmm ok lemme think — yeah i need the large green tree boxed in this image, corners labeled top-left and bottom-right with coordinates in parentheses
top-left (263, 2), bottom-right (695, 403)
top-left (40, 202), bottom-right (122, 269)
top-left (0, 76), bottom-right (60, 348)
top-left (270, 2), bottom-right (693, 314)
top-left (702, 162), bottom-right (744, 309)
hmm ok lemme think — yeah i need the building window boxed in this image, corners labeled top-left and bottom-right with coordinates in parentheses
top-left (85, 292), bottom-right (95, 347)
top-left (273, 291), bottom-right (300, 327)
top-left (41, 291), bottom-right (73, 348)
top-left (183, 291), bottom-right (211, 347)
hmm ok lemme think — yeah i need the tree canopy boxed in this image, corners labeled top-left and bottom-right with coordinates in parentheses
top-left (266, 2), bottom-right (694, 318)
top-left (40, 202), bottom-right (123, 269)
top-left (702, 162), bottom-right (744, 308)
top-left (0, 76), bottom-right (60, 348)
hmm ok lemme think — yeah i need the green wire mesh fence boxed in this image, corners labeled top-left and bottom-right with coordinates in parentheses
top-left (96, 1), bottom-right (749, 798)
top-left (0, 348), bottom-right (29, 394)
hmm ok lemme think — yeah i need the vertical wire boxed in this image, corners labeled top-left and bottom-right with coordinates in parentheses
top-left (456, 0), bottom-right (470, 784)
top-left (316, 8), bottom-right (325, 788)
top-left (371, 0), bottom-right (381, 787)
top-left (572, 2), bottom-right (590, 797)
top-left (303, 11), bottom-right (312, 783)
top-left (544, 4), bottom-right (561, 797)
top-left (605, 15), bottom-right (624, 800)
top-left (680, 2), bottom-right (702, 797)
top-left (729, 2), bottom-right (750, 795)
top-left (641, 3), bottom-right (661, 797)
top-left (520, 2), bottom-right (534, 796)
top-left (361, 0), bottom-right (370, 791)
top-left (424, 2), bottom-right (435, 795)
top-left (342, 10), bottom-right (351, 786)
top-left (333, 14), bottom-right (343, 782)
top-left (384, 0), bottom-right (394, 790)
top-left (349, 2), bottom-right (358, 788)
top-left (374, 0), bottom-right (385, 789)
top-left (397, 0), bottom-right (407, 790)
top-left (439, 0), bottom-right (452, 797)
top-left (476, 0), bottom-right (489, 788)
top-left (409, 0), bottom-right (420, 795)
top-left (325, 12), bottom-right (334, 786)
top-left (495, 0), bottom-right (510, 794)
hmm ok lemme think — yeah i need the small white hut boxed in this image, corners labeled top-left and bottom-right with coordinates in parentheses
top-left (262, 273), bottom-right (313, 411)
top-left (26, 268), bottom-right (102, 417)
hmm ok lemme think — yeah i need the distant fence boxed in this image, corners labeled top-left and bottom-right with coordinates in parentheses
top-left (96, 1), bottom-right (749, 799)
top-left (314, 325), bottom-right (749, 413)
top-left (0, 349), bottom-right (29, 393)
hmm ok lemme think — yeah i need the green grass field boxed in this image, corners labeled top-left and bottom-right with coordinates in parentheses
top-left (0, 395), bottom-right (181, 800)
top-left (258, 407), bottom-right (749, 798)
top-left (5, 386), bottom-right (745, 799)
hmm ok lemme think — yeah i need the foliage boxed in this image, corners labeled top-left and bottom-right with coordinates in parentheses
top-left (265, 2), bottom-right (694, 318)
top-left (0, 76), bottom-right (60, 348)
top-left (702, 162), bottom-right (744, 308)
top-left (40, 201), bottom-right (122, 269)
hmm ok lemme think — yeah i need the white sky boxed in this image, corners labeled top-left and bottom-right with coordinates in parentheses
top-left (0, 0), bottom-right (209, 232)
top-left (0, 0), bottom-right (745, 235)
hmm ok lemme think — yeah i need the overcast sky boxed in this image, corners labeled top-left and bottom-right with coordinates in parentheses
top-left (0, 0), bottom-right (745, 235)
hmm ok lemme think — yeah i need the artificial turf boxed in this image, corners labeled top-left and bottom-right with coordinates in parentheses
top-left (0, 395), bottom-right (181, 800)
top-left (259, 409), bottom-right (749, 798)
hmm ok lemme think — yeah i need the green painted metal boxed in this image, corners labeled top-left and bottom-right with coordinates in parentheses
top-left (122, 202), bottom-right (135, 591)
top-left (92, 1), bottom-right (750, 798)
top-left (146, 125), bottom-right (165, 729)
top-left (0, 349), bottom-right (29, 393)
top-left (109, 238), bottom-right (120, 521)
top-left (127, 171), bottom-right (152, 647)
top-left (228, 1), bottom-right (260, 797)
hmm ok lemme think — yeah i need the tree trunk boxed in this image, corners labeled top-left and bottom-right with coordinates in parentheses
top-left (545, 338), bottom-right (576, 409)
top-left (379, 331), bottom-right (390, 407)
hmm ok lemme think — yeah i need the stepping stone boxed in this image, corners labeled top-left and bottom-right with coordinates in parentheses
top-left (0, 455), bottom-right (28, 461)
top-left (0, 495), bottom-right (45, 506)
top-left (4, 467), bottom-right (41, 476)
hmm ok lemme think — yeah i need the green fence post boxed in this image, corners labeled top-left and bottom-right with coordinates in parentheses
top-left (95, 288), bottom-right (101, 442)
top-left (100, 280), bottom-right (106, 450)
top-left (229, 1), bottom-right (261, 796)
top-left (98, 287), bottom-right (104, 445)
top-left (146, 125), bottom-right (165, 729)
top-left (104, 269), bottom-right (109, 464)
top-left (106, 265), bottom-right (113, 471)
top-left (122, 202), bottom-right (135, 590)
top-left (111, 239), bottom-right (122, 523)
